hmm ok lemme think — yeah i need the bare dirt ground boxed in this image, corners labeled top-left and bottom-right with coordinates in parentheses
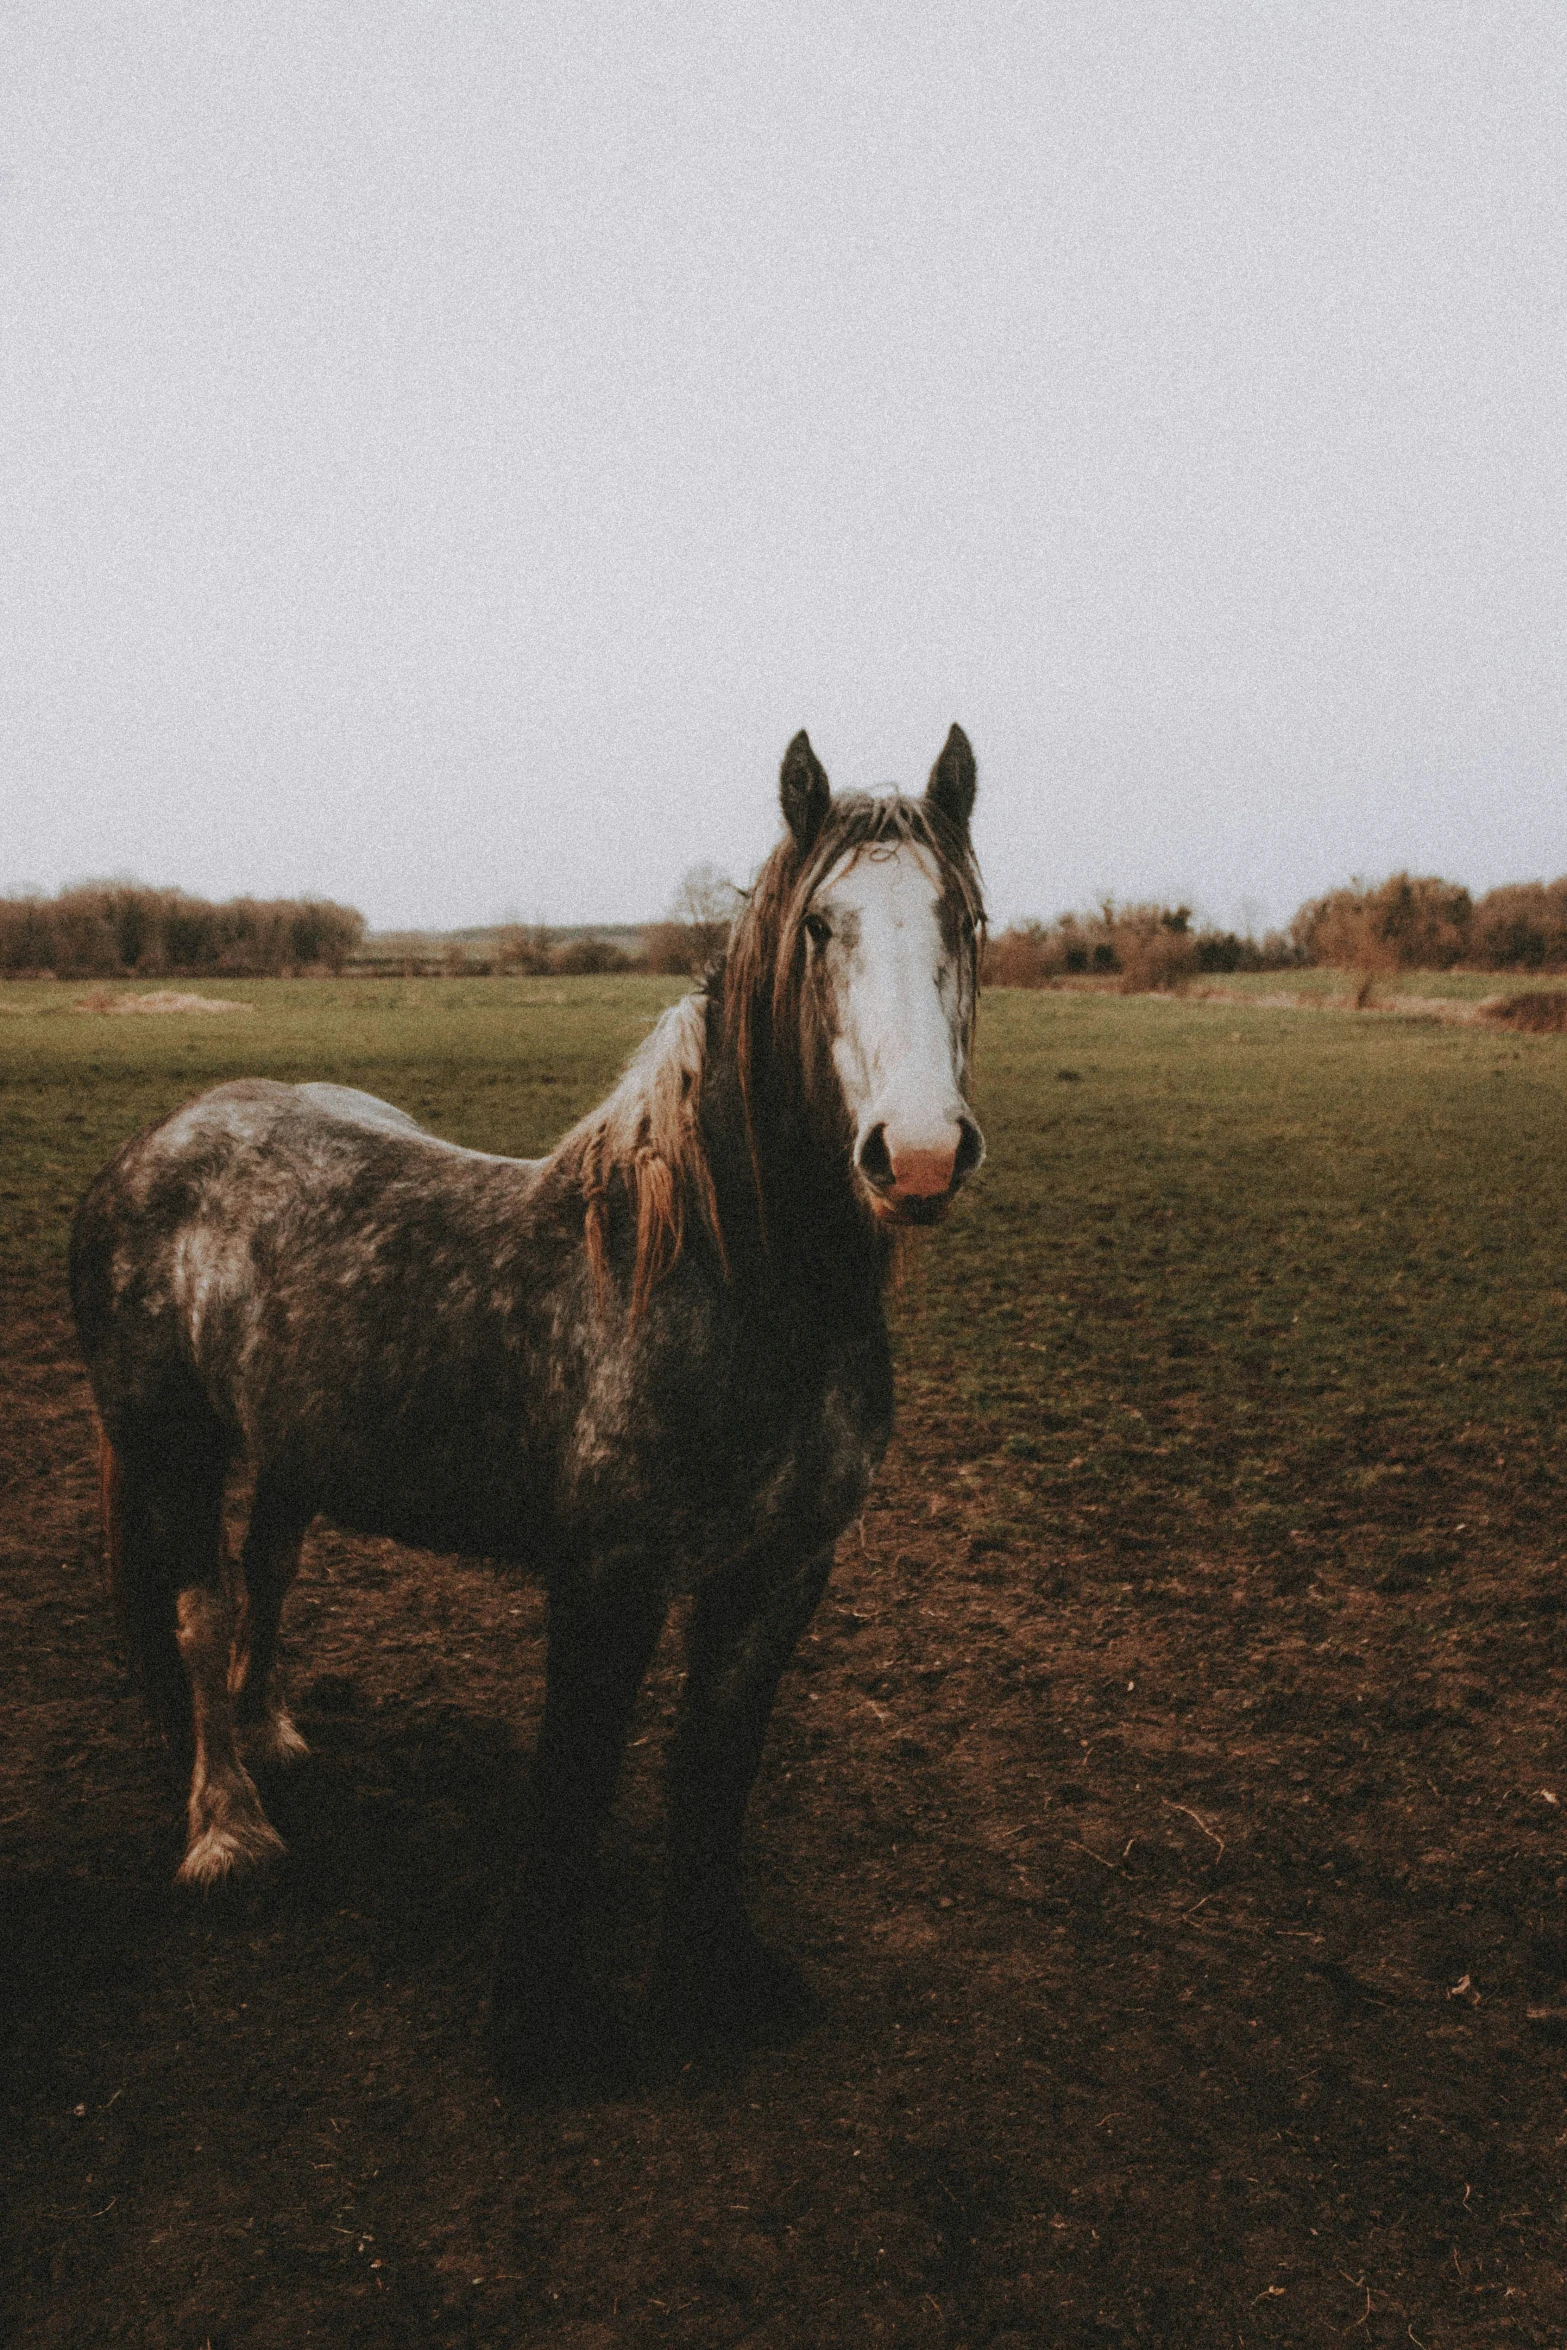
top-left (68, 994), bottom-right (254, 1018)
top-left (4, 1269), bottom-right (1567, 2349)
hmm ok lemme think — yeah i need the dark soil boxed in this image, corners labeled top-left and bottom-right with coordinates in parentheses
top-left (4, 1273), bottom-right (1567, 2349)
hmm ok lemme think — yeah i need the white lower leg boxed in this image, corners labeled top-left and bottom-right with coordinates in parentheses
top-left (227, 1554), bottom-right (309, 1769)
top-left (237, 1682), bottom-right (310, 1768)
top-left (175, 1586), bottom-right (286, 1884)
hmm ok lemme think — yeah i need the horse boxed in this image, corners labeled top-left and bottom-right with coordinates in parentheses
top-left (69, 724), bottom-right (986, 2084)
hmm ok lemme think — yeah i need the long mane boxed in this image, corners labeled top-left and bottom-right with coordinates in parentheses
top-left (561, 991), bottom-right (724, 1319)
top-left (562, 792), bottom-right (984, 1316)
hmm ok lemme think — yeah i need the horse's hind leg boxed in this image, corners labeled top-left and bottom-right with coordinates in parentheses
top-left (231, 1479), bottom-right (311, 1768)
top-left (112, 1420), bottom-right (285, 1886)
top-left (176, 1506), bottom-right (288, 1886)
top-left (656, 1543), bottom-right (835, 2042)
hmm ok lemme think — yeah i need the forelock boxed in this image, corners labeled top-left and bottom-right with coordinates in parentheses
top-left (787, 792), bottom-right (985, 933)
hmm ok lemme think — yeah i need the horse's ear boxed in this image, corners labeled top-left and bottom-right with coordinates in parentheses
top-left (780, 731), bottom-right (831, 854)
top-left (925, 723), bottom-right (976, 840)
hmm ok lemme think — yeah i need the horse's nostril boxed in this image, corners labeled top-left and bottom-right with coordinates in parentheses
top-left (953, 1118), bottom-right (985, 1184)
top-left (857, 1124), bottom-right (895, 1191)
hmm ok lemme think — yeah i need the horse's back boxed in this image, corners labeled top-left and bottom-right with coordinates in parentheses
top-left (71, 1081), bottom-right (420, 1301)
top-left (136, 1077), bottom-right (452, 1172)
top-left (295, 1081), bottom-right (426, 1136)
top-left (70, 1079), bottom-right (300, 1327)
top-left (69, 1080), bottom-right (555, 1447)
top-left (295, 1082), bottom-right (534, 1167)
top-left (75, 1078), bottom-right (536, 1248)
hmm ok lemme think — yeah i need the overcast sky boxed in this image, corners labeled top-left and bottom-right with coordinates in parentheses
top-left (4, 3), bottom-right (1564, 933)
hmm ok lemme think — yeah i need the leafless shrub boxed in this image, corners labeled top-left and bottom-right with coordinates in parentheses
top-left (1287, 871), bottom-right (1567, 984)
top-left (984, 903), bottom-right (1227, 992)
top-left (641, 921), bottom-right (700, 977)
top-left (984, 887), bottom-right (1304, 993)
top-left (494, 925), bottom-right (555, 975)
top-left (643, 862), bottom-right (742, 976)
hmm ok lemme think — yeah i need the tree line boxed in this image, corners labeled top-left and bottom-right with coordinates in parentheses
top-left (985, 872), bottom-right (1567, 990)
top-left (5, 867), bottom-right (1564, 985)
top-left (477, 865), bottom-right (1567, 987)
top-left (0, 884), bottom-right (365, 978)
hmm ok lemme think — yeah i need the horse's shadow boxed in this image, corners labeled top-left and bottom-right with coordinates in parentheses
top-left (259, 1684), bottom-right (532, 1946)
top-left (0, 1692), bottom-right (521, 2076)
top-left (3, 1673), bottom-right (827, 2111)
top-left (266, 1688), bottom-right (826, 2095)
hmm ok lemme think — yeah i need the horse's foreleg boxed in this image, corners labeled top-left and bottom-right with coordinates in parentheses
top-left (230, 1481), bottom-right (310, 1768)
top-left (492, 1564), bottom-right (666, 2083)
top-left (657, 1542), bottom-right (834, 2042)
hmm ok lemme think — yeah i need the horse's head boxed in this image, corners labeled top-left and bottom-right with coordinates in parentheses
top-left (746, 726), bottom-right (986, 1227)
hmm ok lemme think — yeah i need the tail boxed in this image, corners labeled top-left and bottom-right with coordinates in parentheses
top-left (96, 1421), bottom-right (204, 1752)
top-left (98, 1423), bottom-right (127, 1631)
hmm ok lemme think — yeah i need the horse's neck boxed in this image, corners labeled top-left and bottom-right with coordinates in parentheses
top-left (699, 999), bottom-right (886, 1309)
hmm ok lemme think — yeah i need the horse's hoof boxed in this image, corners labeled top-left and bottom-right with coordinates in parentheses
top-left (490, 1978), bottom-right (641, 2099)
top-left (653, 1927), bottom-right (822, 2049)
top-left (176, 1811), bottom-right (287, 1887)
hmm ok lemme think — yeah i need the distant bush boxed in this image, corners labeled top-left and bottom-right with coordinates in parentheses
top-left (1490, 989), bottom-right (1567, 1033)
top-left (641, 921), bottom-right (706, 977)
top-left (982, 922), bottom-right (1054, 988)
top-left (1468, 880), bottom-right (1567, 972)
top-left (492, 926), bottom-right (555, 975)
top-left (1192, 929), bottom-right (1299, 974)
top-left (551, 938), bottom-right (634, 976)
top-left (1285, 871), bottom-right (1567, 977)
top-left (489, 861), bottom-right (739, 983)
top-left (984, 904), bottom-right (1298, 993)
top-left (1108, 905), bottom-right (1199, 995)
top-left (0, 884), bottom-right (365, 977)
top-left (488, 927), bottom-right (639, 977)
top-left (1291, 875), bottom-right (1473, 973)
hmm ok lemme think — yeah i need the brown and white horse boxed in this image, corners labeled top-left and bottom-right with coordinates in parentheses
top-left (70, 725), bottom-right (985, 2084)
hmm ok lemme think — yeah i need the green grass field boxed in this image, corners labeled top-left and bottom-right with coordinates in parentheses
top-left (6, 974), bottom-right (1567, 2342)
top-left (906, 984), bottom-right (1566, 1590)
top-left (1192, 965), bottom-right (1567, 1003)
top-left (4, 973), bottom-right (1564, 1590)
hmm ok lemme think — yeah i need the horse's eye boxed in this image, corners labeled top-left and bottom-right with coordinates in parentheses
top-left (803, 912), bottom-right (831, 949)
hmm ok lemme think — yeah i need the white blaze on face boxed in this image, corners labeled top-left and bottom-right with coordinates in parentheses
top-left (810, 837), bottom-right (980, 1215)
